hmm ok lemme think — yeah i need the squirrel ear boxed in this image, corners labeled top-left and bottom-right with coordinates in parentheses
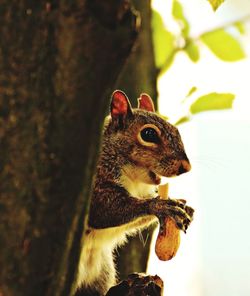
top-left (138, 93), bottom-right (155, 112)
top-left (110, 90), bottom-right (133, 127)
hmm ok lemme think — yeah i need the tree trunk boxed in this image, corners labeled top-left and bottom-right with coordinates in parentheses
top-left (115, 0), bottom-right (158, 280)
top-left (116, 0), bottom-right (157, 108)
top-left (0, 1), bottom-right (139, 295)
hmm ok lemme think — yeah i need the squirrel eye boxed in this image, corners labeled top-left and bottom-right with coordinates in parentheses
top-left (140, 127), bottom-right (160, 144)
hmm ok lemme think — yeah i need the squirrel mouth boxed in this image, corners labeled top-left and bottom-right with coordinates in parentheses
top-left (149, 171), bottom-right (161, 185)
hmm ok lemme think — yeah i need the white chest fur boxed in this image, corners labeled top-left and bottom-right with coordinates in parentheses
top-left (119, 164), bottom-right (158, 199)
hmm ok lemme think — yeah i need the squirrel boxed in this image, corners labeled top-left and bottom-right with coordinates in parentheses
top-left (74, 90), bottom-right (194, 296)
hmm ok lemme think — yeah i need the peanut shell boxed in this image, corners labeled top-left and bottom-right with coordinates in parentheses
top-left (155, 184), bottom-right (181, 261)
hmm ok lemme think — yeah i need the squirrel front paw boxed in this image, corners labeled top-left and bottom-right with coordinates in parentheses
top-left (167, 198), bottom-right (194, 232)
top-left (149, 197), bottom-right (194, 233)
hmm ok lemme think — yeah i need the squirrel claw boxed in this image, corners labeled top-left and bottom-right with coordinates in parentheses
top-left (150, 197), bottom-right (194, 233)
top-left (185, 205), bottom-right (195, 219)
top-left (168, 205), bottom-right (193, 232)
top-left (158, 215), bottom-right (167, 235)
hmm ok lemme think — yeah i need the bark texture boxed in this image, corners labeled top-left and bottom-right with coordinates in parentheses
top-left (115, 0), bottom-right (158, 280)
top-left (0, 1), bottom-right (139, 295)
top-left (116, 0), bottom-right (157, 108)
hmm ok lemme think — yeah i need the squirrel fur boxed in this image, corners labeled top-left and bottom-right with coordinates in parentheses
top-left (74, 90), bottom-right (194, 296)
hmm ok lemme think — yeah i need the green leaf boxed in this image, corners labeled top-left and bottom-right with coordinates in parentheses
top-left (234, 22), bottom-right (245, 34)
top-left (190, 92), bottom-right (235, 114)
top-left (151, 10), bottom-right (175, 69)
top-left (201, 29), bottom-right (245, 61)
top-left (185, 41), bottom-right (200, 62)
top-left (186, 86), bottom-right (198, 98)
top-left (182, 86), bottom-right (198, 103)
top-left (172, 0), bottom-right (190, 37)
top-left (208, 0), bottom-right (225, 11)
top-left (161, 54), bottom-right (175, 74)
top-left (175, 116), bottom-right (190, 126)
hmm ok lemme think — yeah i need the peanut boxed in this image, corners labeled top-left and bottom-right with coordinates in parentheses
top-left (155, 184), bottom-right (181, 261)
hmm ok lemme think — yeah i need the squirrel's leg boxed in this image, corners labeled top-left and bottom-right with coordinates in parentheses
top-left (76, 237), bottom-right (116, 296)
top-left (75, 258), bottom-right (115, 296)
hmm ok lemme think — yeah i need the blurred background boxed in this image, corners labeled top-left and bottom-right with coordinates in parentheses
top-left (147, 0), bottom-right (250, 295)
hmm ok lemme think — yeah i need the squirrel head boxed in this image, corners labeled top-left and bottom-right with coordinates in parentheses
top-left (106, 90), bottom-right (191, 185)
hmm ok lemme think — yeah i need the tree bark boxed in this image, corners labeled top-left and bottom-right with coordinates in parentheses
top-left (115, 0), bottom-right (158, 280)
top-left (116, 0), bottom-right (157, 108)
top-left (0, 1), bottom-right (139, 295)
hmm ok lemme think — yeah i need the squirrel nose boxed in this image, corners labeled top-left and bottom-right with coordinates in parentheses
top-left (177, 160), bottom-right (191, 175)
